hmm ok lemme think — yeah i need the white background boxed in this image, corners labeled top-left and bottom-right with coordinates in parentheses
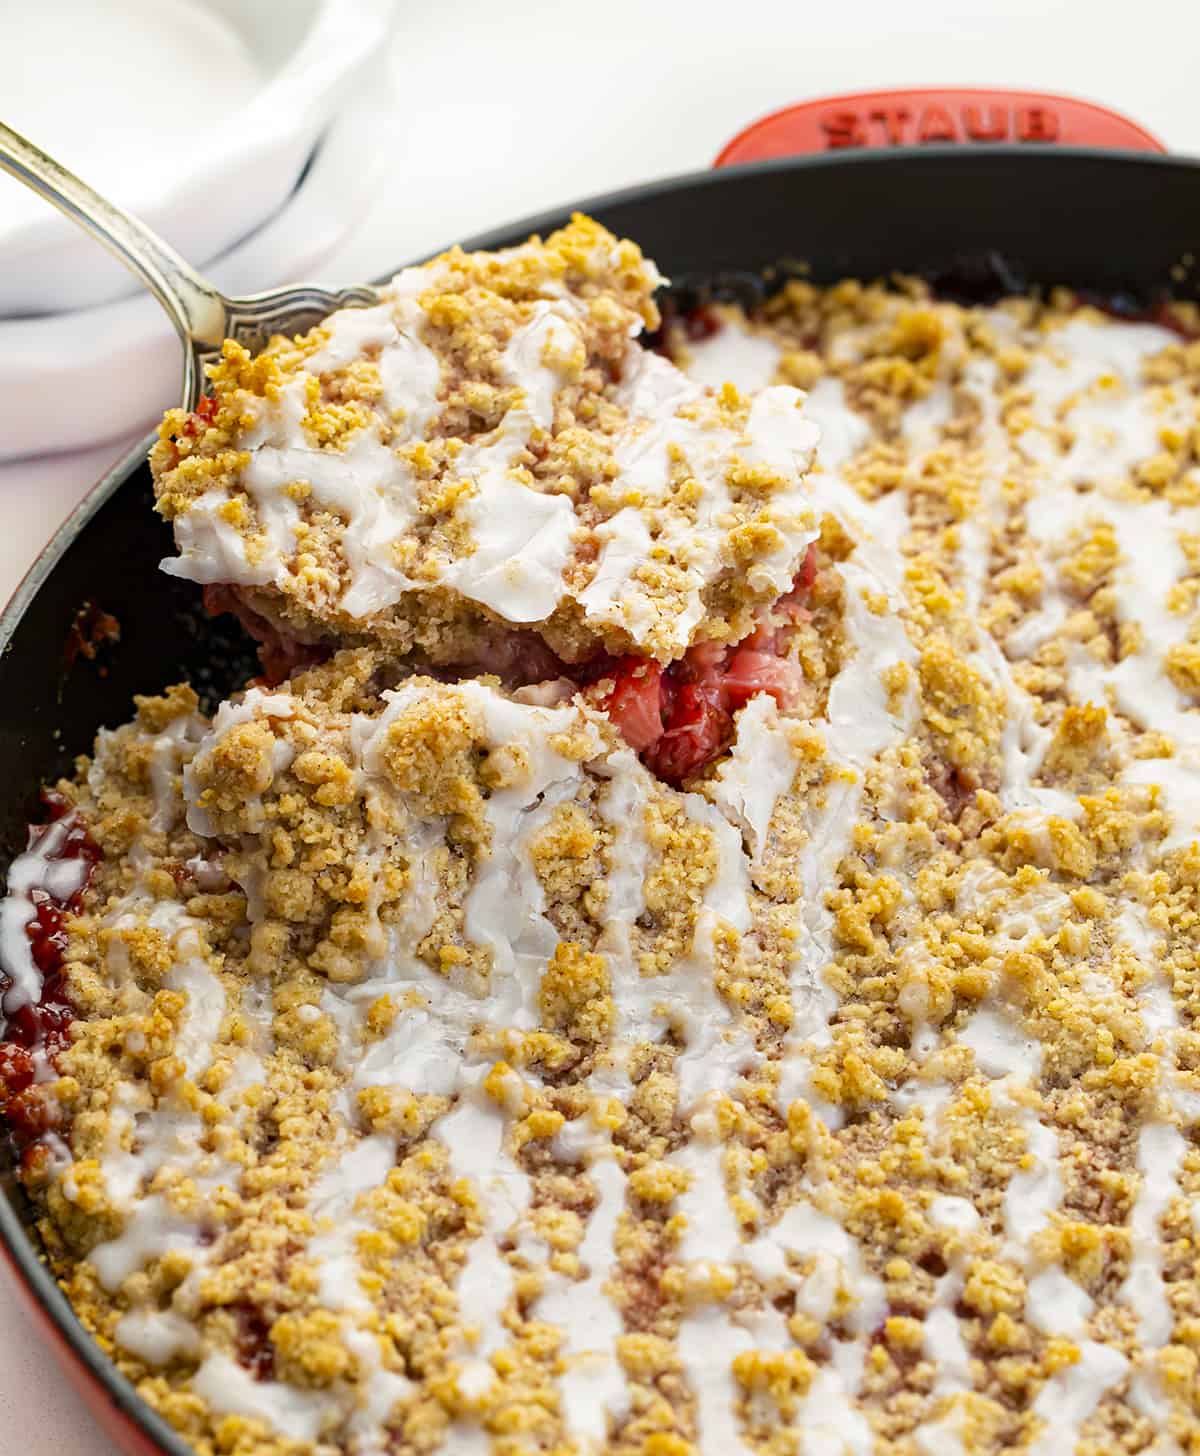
top-left (3, 0), bottom-right (1200, 1449)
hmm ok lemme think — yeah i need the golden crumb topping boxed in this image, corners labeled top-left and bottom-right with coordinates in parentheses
top-left (4, 261), bottom-right (1200, 1456)
top-left (150, 217), bottom-right (821, 670)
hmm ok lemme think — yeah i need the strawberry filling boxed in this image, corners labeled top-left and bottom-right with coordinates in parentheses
top-left (589, 634), bottom-right (805, 785)
top-left (648, 674), bottom-right (729, 786)
top-left (203, 533), bottom-right (820, 786)
top-left (0, 793), bottom-right (100, 1153)
top-left (203, 584), bottom-right (330, 686)
top-left (597, 659), bottom-right (665, 752)
top-left (181, 393), bottom-right (219, 438)
top-left (587, 545), bottom-right (816, 784)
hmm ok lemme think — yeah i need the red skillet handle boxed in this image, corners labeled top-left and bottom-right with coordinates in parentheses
top-left (714, 87), bottom-right (1165, 166)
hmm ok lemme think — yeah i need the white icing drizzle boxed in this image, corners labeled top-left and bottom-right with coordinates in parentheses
top-left (342, 1327), bottom-right (415, 1450)
top-left (1001, 1096), bottom-right (1062, 1254)
top-left (958, 1006), bottom-right (1040, 1084)
top-left (0, 708), bottom-right (264, 1333)
top-left (908, 1153), bottom-right (980, 1450)
top-left (1026, 1342), bottom-right (1130, 1456)
top-left (581, 353), bottom-right (821, 654)
top-left (535, 1152), bottom-right (629, 1447)
top-left (1018, 320), bottom-right (1189, 486)
top-left (972, 316), bottom-right (1200, 848)
top-left (913, 1404), bottom-right (970, 1456)
top-left (445, 456), bottom-right (577, 623)
top-left (51, 715), bottom-right (276, 1347)
top-left (955, 355), bottom-right (1007, 617)
top-left (591, 748), bottom-right (654, 1044)
top-left (438, 1072), bottom-right (532, 1403)
top-left (802, 377), bottom-right (872, 481)
top-left (502, 301), bottom-right (583, 430)
top-left (1113, 904), bottom-right (1190, 1410)
top-left (454, 683), bottom-right (602, 1011)
top-left (147, 710), bottom-right (209, 831)
top-left (192, 1352), bottom-right (329, 1443)
top-left (91, 1194), bottom-right (210, 1293)
top-left (0, 814), bottom-right (89, 1014)
top-left (578, 758), bottom-right (760, 1108)
top-left (669, 1100), bottom-right (884, 1454)
top-left (164, 954), bottom-right (226, 1080)
top-left (306, 1133), bottom-right (397, 1312)
top-left (162, 272), bottom-right (820, 651)
top-left (665, 795), bottom-right (755, 1112)
top-left (176, 658), bottom-right (897, 1449)
top-left (163, 289), bottom-right (443, 614)
top-left (922, 1196), bottom-right (980, 1411)
top-left (707, 695), bottom-right (799, 861)
top-left (114, 1308), bottom-right (202, 1366)
top-left (773, 482), bottom-right (918, 1130)
top-left (1027, 1267), bottom-right (1095, 1339)
top-left (85, 900), bottom-right (256, 1294)
top-left (1123, 1121), bottom-right (1186, 1347)
top-left (681, 319), bottom-right (783, 392)
top-left (828, 561), bottom-right (918, 764)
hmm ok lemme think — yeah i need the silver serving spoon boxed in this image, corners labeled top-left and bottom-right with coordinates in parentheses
top-left (0, 121), bottom-right (379, 411)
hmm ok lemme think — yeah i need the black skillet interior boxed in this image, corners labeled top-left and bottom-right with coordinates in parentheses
top-left (1, 143), bottom-right (1200, 1441)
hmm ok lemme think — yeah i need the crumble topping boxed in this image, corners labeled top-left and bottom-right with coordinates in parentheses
top-left (151, 217), bottom-right (821, 668)
top-left (3, 246), bottom-right (1200, 1456)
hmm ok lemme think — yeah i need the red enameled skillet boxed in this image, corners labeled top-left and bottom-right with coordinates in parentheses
top-left (1, 88), bottom-right (1198, 1454)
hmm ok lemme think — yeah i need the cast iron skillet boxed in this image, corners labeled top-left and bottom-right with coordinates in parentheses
top-left (3, 89), bottom-right (1200, 1453)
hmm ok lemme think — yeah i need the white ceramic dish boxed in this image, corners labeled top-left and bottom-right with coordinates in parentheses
top-left (0, 66), bottom-right (396, 462)
top-left (0, 0), bottom-right (396, 317)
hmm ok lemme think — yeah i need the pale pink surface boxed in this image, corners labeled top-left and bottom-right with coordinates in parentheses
top-left (3, 1), bottom-right (1200, 1450)
top-left (0, 1261), bottom-right (102, 1450)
